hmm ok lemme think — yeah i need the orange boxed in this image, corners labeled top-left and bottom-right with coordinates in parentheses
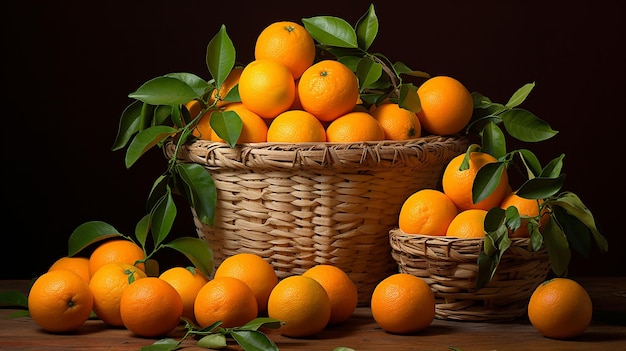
top-left (370, 273), bottom-right (435, 334)
top-left (238, 59), bottom-right (296, 119)
top-left (88, 239), bottom-right (146, 278)
top-left (528, 278), bottom-right (593, 339)
top-left (48, 256), bottom-right (91, 284)
top-left (302, 265), bottom-right (358, 324)
top-left (416, 75), bottom-right (473, 135)
top-left (208, 67), bottom-right (243, 107)
top-left (267, 275), bottom-right (331, 338)
top-left (398, 189), bottom-right (458, 236)
top-left (254, 21), bottom-right (316, 79)
top-left (159, 266), bottom-right (209, 322)
top-left (194, 276), bottom-right (258, 328)
top-left (213, 253), bottom-right (278, 313)
top-left (298, 60), bottom-right (359, 122)
top-left (442, 152), bottom-right (510, 211)
top-left (500, 191), bottom-right (542, 238)
top-left (445, 209), bottom-right (488, 238)
top-left (370, 103), bottom-right (422, 140)
top-left (89, 262), bottom-right (148, 327)
top-left (28, 270), bottom-right (94, 333)
top-left (325, 111), bottom-right (385, 142)
top-left (120, 277), bottom-right (183, 337)
top-left (267, 110), bottom-right (327, 143)
top-left (210, 102), bottom-right (268, 143)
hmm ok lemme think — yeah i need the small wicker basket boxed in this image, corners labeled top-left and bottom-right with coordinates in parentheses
top-left (166, 135), bottom-right (469, 305)
top-left (389, 228), bottom-right (551, 321)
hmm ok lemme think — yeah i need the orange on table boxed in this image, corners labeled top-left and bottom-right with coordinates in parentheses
top-left (298, 60), bottom-right (359, 122)
top-left (370, 273), bottom-right (435, 334)
top-left (120, 277), bottom-right (183, 337)
top-left (213, 252), bottom-right (278, 313)
top-left (89, 262), bottom-right (148, 327)
top-left (500, 191), bottom-right (542, 238)
top-left (325, 111), bottom-right (385, 142)
top-left (442, 151), bottom-right (510, 211)
top-left (267, 275), bottom-right (331, 338)
top-left (208, 67), bottom-right (243, 107)
top-left (48, 256), bottom-right (90, 284)
top-left (28, 270), bottom-right (94, 333)
top-left (445, 209), bottom-right (488, 238)
top-left (88, 239), bottom-right (146, 278)
top-left (238, 59), bottom-right (295, 119)
top-left (267, 110), bottom-right (327, 143)
top-left (302, 264), bottom-right (358, 324)
top-left (254, 21), bottom-right (316, 79)
top-left (210, 102), bottom-right (268, 143)
top-left (194, 276), bottom-right (258, 328)
top-left (159, 266), bottom-right (209, 322)
top-left (416, 75), bottom-right (473, 136)
top-left (370, 102), bottom-right (421, 140)
top-left (528, 278), bottom-right (593, 339)
top-left (398, 189), bottom-right (458, 236)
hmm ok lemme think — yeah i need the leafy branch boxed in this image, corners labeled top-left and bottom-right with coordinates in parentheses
top-left (141, 318), bottom-right (283, 351)
top-left (463, 84), bottom-right (609, 289)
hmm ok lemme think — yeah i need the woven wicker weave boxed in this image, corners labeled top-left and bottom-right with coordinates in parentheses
top-left (389, 229), bottom-right (551, 321)
top-left (165, 135), bottom-right (469, 305)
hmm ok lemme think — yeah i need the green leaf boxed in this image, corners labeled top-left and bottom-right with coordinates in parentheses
top-left (554, 207), bottom-right (592, 259)
top-left (147, 174), bottom-right (171, 216)
top-left (112, 100), bottom-right (143, 151)
top-left (516, 175), bottom-right (566, 199)
top-left (68, 221), bottom-right (123, 256)
top-left (505, 82), bottom-right (535, 109)
top-left (476, 252), bottom-right (498, 290)
top-left (0, 291), bottom-right (28, 308)
top-left (472, 162), bottom-right (507, 204)
top-left (515, 149), bottom-right (542, 178)
top-left (480, 121), bottom-right (507, 159)
top-left (164, 72), bottom-right (210, 98)
top-left (197, 333), bottom-right (227, 349)
top-left (484, 207), bottom-right (506, 233)
top-left (397, 83), bottom-right (421, 113)
top-left (355, 4), bottom-right (378, 51)
top-left (164, 237), bottom-right (214, 277)
top-left (206, 25), bottom-right (236, 89)
top-left (125, 125), bottom-right (178, 168)
top-left (150, 189), bottom-right (177, 248)
top-left (302, 16), bottom-right (358, 48)
top-left (501, 109), bottom-right (558, 142)
top-left (230, 330), bottom-right (279, 351)
top-left (209, 110), bottom-right (242, 148)
top-left (129, 76), bottom-right (199, 106)
top-left (238, 317), bottom-right (283, 331)
top-left (394, 61), bottom-right (430, 79)
top-left (155, 105), bottom-right (174, 126)
top-left (134, 214), bottom-right (151, 249)
top-left (471, 92), bottom-right (494, 110)
top-left (356, 57), bottom-right (382, 92)
top-left (176, 163), bottom-right (217, 227)
top-left (141, 338), bottom-right (180, 351)
top-left (540, 154), bottom-right (565, 178)
top-left (549, 192), bottom-right (608, 252)
top-left (541, 212), bottom-right (571, 276)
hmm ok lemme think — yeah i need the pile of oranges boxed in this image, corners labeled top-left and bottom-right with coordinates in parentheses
top-left (27, 239), bottom-right (364, 338)
top-left (187, 21), bottom-right (474, 144)
top-left (398, 150), bottom-right (541, 239)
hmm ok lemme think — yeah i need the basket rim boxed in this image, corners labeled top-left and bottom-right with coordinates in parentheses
top-left (165, 134), bottom-right (471, 171)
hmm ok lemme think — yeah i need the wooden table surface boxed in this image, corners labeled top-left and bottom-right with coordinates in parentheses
top-left (1, 277), bottom-right (625, 350)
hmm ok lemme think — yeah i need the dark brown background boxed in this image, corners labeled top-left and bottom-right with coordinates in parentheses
top-left (2, 1), bottom-right (624, 279)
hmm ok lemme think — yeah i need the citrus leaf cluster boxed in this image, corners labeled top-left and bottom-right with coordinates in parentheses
top-left (465, 84), bottom-right (608, 289)
top-left (142, 318), bottom-right (282, 351)
top-left (302, 4), bottom-right (429, 111)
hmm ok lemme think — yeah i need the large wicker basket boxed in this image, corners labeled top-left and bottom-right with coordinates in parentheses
top-left (166, 135), bottom-right (469, 305)
top-left (389, 229), bottom-right (551, 321)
